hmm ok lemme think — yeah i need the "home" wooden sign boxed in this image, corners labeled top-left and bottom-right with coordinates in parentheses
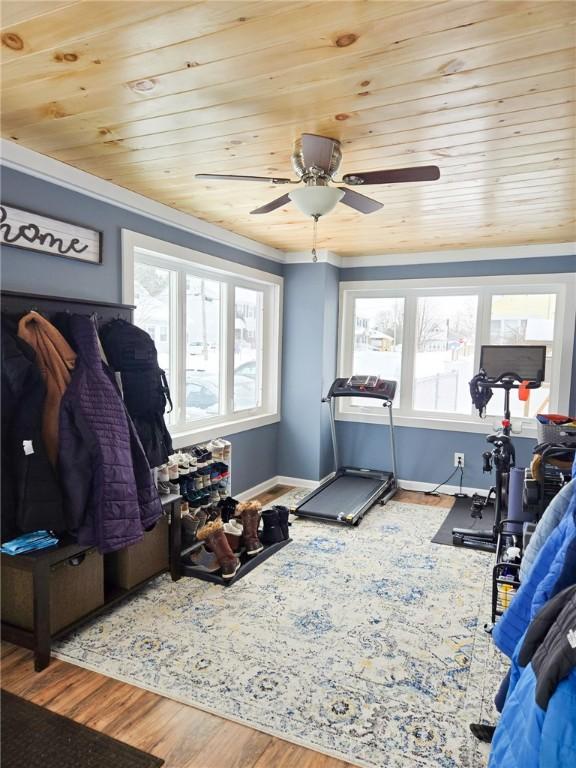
top-left (0, 204), bottom-right (102, 264)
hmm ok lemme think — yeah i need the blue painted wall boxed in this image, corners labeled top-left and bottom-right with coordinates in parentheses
top-left (0, 165), bottom-right (282, 493)
top-left (278, 263), bottom-right (336, 479)
top-left (319, 263), bottom-right (340, 479)
top-left (336, 254), bottom-right (576, 492)
top-left (335, 422), bottom-right (535, 492)
top-left (340, 254), bottom-right (576, 283)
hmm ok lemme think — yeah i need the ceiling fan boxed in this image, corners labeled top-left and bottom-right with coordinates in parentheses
top-left (196, 133), bottom-right (440, 218)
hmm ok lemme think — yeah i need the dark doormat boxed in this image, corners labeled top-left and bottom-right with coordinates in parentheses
top-left (1, 689), bottom-right (164, 768)
top-left (432, 496), bottom-right (495, 549)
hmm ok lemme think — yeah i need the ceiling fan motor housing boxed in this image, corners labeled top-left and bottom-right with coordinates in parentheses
top-left (291, 136), bottom-right (342, 183)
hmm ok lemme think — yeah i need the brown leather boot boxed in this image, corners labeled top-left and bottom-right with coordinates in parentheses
top-left (197, 519), bottom-right (240, 580)
top-left (238, 501), bottom-right (263, 556)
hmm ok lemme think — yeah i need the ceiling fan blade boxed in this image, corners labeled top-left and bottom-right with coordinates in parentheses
top-left (338, 187), bottom-right (383, 214)
top-left (342, 166), bottom-right (441, 185)
top-left (250, 193), bottom-right (292, 215)
top-left (196, 173), bottom-right (294, 184)
top-left (301, 134), bottom-right (338, 172)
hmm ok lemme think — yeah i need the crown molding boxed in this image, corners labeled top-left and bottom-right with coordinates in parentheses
top-left (284, 250), bottom-right (342, 266)
top-left (0, 139), bottom-right (285, 263)
top-left (338, 242), bottom-right (575, 268)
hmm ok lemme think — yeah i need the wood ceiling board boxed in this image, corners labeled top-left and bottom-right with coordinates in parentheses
top-left (0, 1), bottom-right (84, 28)
top-left (107, 144), bottom-right (574, 195)
top-left (39, 69), bottom-right (573, 166)
top-left (2, 0), bottom-right (574, 256)
top-left (0, 0), bottom-right (300, 91)
top-left (61, 98), bottom-right (572, 174)
top-left (5, 27), bottom-right (572, 159)
top-left (23, 65), bottom-right (573, 164)
top-left (76, 135), bottom-right (575, 186)
top-left (1, 0), bottom-right (433, 103)
top-left (5, 22), bottom-right (570, 138)
top-left (49, 87), bottom-right (573, 169)
top-left (126, 127), bottom-right (573, 190)
top-left (5, 6), bottom-right (566, 147)
top-left (0, 2), bottom-right (191, 62)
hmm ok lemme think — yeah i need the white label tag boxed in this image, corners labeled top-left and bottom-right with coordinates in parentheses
top-left (23, 440), bottom-right (34, 455)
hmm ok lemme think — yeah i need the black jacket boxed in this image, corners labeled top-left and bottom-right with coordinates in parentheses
top-left (1, 318), bottom-right (65, 540)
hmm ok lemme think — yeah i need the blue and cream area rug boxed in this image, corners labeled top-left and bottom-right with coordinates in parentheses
top-left (54, 497), bottom-right (506, 768)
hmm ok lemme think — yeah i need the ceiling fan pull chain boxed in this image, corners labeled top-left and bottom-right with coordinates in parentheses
top-left (311, 214), bottom-right (319, 262)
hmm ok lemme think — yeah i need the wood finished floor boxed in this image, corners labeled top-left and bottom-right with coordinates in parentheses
top-left (1, 489), bottom-right (454, 768)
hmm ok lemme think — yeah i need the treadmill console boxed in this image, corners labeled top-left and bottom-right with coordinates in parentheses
top-left (327, 376), bottom-right (397, 401)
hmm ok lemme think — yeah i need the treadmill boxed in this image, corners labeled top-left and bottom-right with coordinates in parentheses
top-left (295, 375), bottom-right (398, 525)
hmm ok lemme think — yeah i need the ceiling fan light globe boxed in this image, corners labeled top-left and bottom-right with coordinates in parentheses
top-left (288, 186), bottom-right (344, 217)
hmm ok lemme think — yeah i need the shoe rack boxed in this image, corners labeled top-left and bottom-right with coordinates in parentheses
top-left (179, 538), bottom-right (291, 587)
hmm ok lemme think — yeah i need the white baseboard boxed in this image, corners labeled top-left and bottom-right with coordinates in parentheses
top-left (234, 477), bottom-right (282, 501)
top-left (276, 475), bottom-right (319, 489)
top-left (236, 474), bottom-right (489, 502)
top-left (398, 479), bottom-right (489, 496)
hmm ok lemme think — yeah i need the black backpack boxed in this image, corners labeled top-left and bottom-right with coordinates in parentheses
top-left (99, 319), bottom-right (173, 467)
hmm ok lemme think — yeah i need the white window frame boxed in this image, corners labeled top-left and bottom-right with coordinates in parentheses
top-left (122, 230), bottom-right (282, 448)
top-left (338, 273), bottom-right (576, 438)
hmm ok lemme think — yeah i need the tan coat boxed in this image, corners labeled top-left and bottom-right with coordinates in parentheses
top-left (17, 311), bottom-right (76, 466)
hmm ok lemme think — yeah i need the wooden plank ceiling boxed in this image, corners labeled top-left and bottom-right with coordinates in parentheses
top-left (1, 0), bottom-right (575, 257)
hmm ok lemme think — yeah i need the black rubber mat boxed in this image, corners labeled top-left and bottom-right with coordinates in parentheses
top-left (1, 690), bottom-right (164, 768)
top-left (431, 496), bottom-right (495, 548)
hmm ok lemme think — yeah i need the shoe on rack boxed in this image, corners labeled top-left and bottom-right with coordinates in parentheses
top-left (197, 519), bottom-right (240, 580)
top-left (182, 511), bottom-right (201, 542)
top-left (223, 519), bottom-right (243, 553)
top-left (273, 505), bottom-right (291, 540)
top-left (157, 464), bottom-right (169, 482)
top-left (180, 500), bottom-right (189, 515)
top-left (192, 446), bottom-right (207, 468)
top-left (168, 457), bottom-right (179, 482)
top-left (188, 491), bottom-right (201, 510)
top-left (158, 478), bottom-right (171, 496)
top-left (218, 496), bottom-right (238, 523)
top-left (177, 452), bottom-right (190, 476)
top-left (206, 504), bottom-right (221, 522)
top-left (186, 544), bottom-right (220, 573)
top-left (238, 500), bottom-right (263, 556)
top-left (261, 509), bottom-right (284, 546)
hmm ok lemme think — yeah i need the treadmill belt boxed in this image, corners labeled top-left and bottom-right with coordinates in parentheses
top-left (298, 474), bottom-right (384, 519)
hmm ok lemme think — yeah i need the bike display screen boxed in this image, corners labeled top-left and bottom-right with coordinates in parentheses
top-left (479, 345), bottom-right (546, 383)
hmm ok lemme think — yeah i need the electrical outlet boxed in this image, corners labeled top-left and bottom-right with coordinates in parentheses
top-left (454, 452), bottom-right (465, 468)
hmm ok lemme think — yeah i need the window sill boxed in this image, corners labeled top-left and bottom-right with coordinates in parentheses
top-left (169, 412), bottom-right (280, 449)
top-left (336, 409), bottom-right (538, 439)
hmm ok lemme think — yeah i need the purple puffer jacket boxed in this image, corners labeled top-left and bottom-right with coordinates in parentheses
top-left (58, 315), bottom-right (162, 553)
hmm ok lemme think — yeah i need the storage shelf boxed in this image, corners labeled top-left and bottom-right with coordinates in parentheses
top-left (180, 538), bottom-right (291, 586)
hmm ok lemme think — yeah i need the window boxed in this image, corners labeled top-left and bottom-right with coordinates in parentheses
top-left (413, 295), bottom-right (477, 413)
top-left (487, 294), bottom-right (556, 418)
top-left (124, 231), bottom-right (282, 444)
top-left (351, 297), bottom-right (404, 407)
top-left (186, 275), bottom-right (221, 422)
top-left (339, 274), bottom-right (575, 436)
top-left (134, 262), bottom-right (173, 384)
top-left (234, 287), bottom-right (263, 412)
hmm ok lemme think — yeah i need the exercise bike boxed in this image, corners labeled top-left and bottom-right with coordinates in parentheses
top-left (452, 345), bottom-right (545, 553)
